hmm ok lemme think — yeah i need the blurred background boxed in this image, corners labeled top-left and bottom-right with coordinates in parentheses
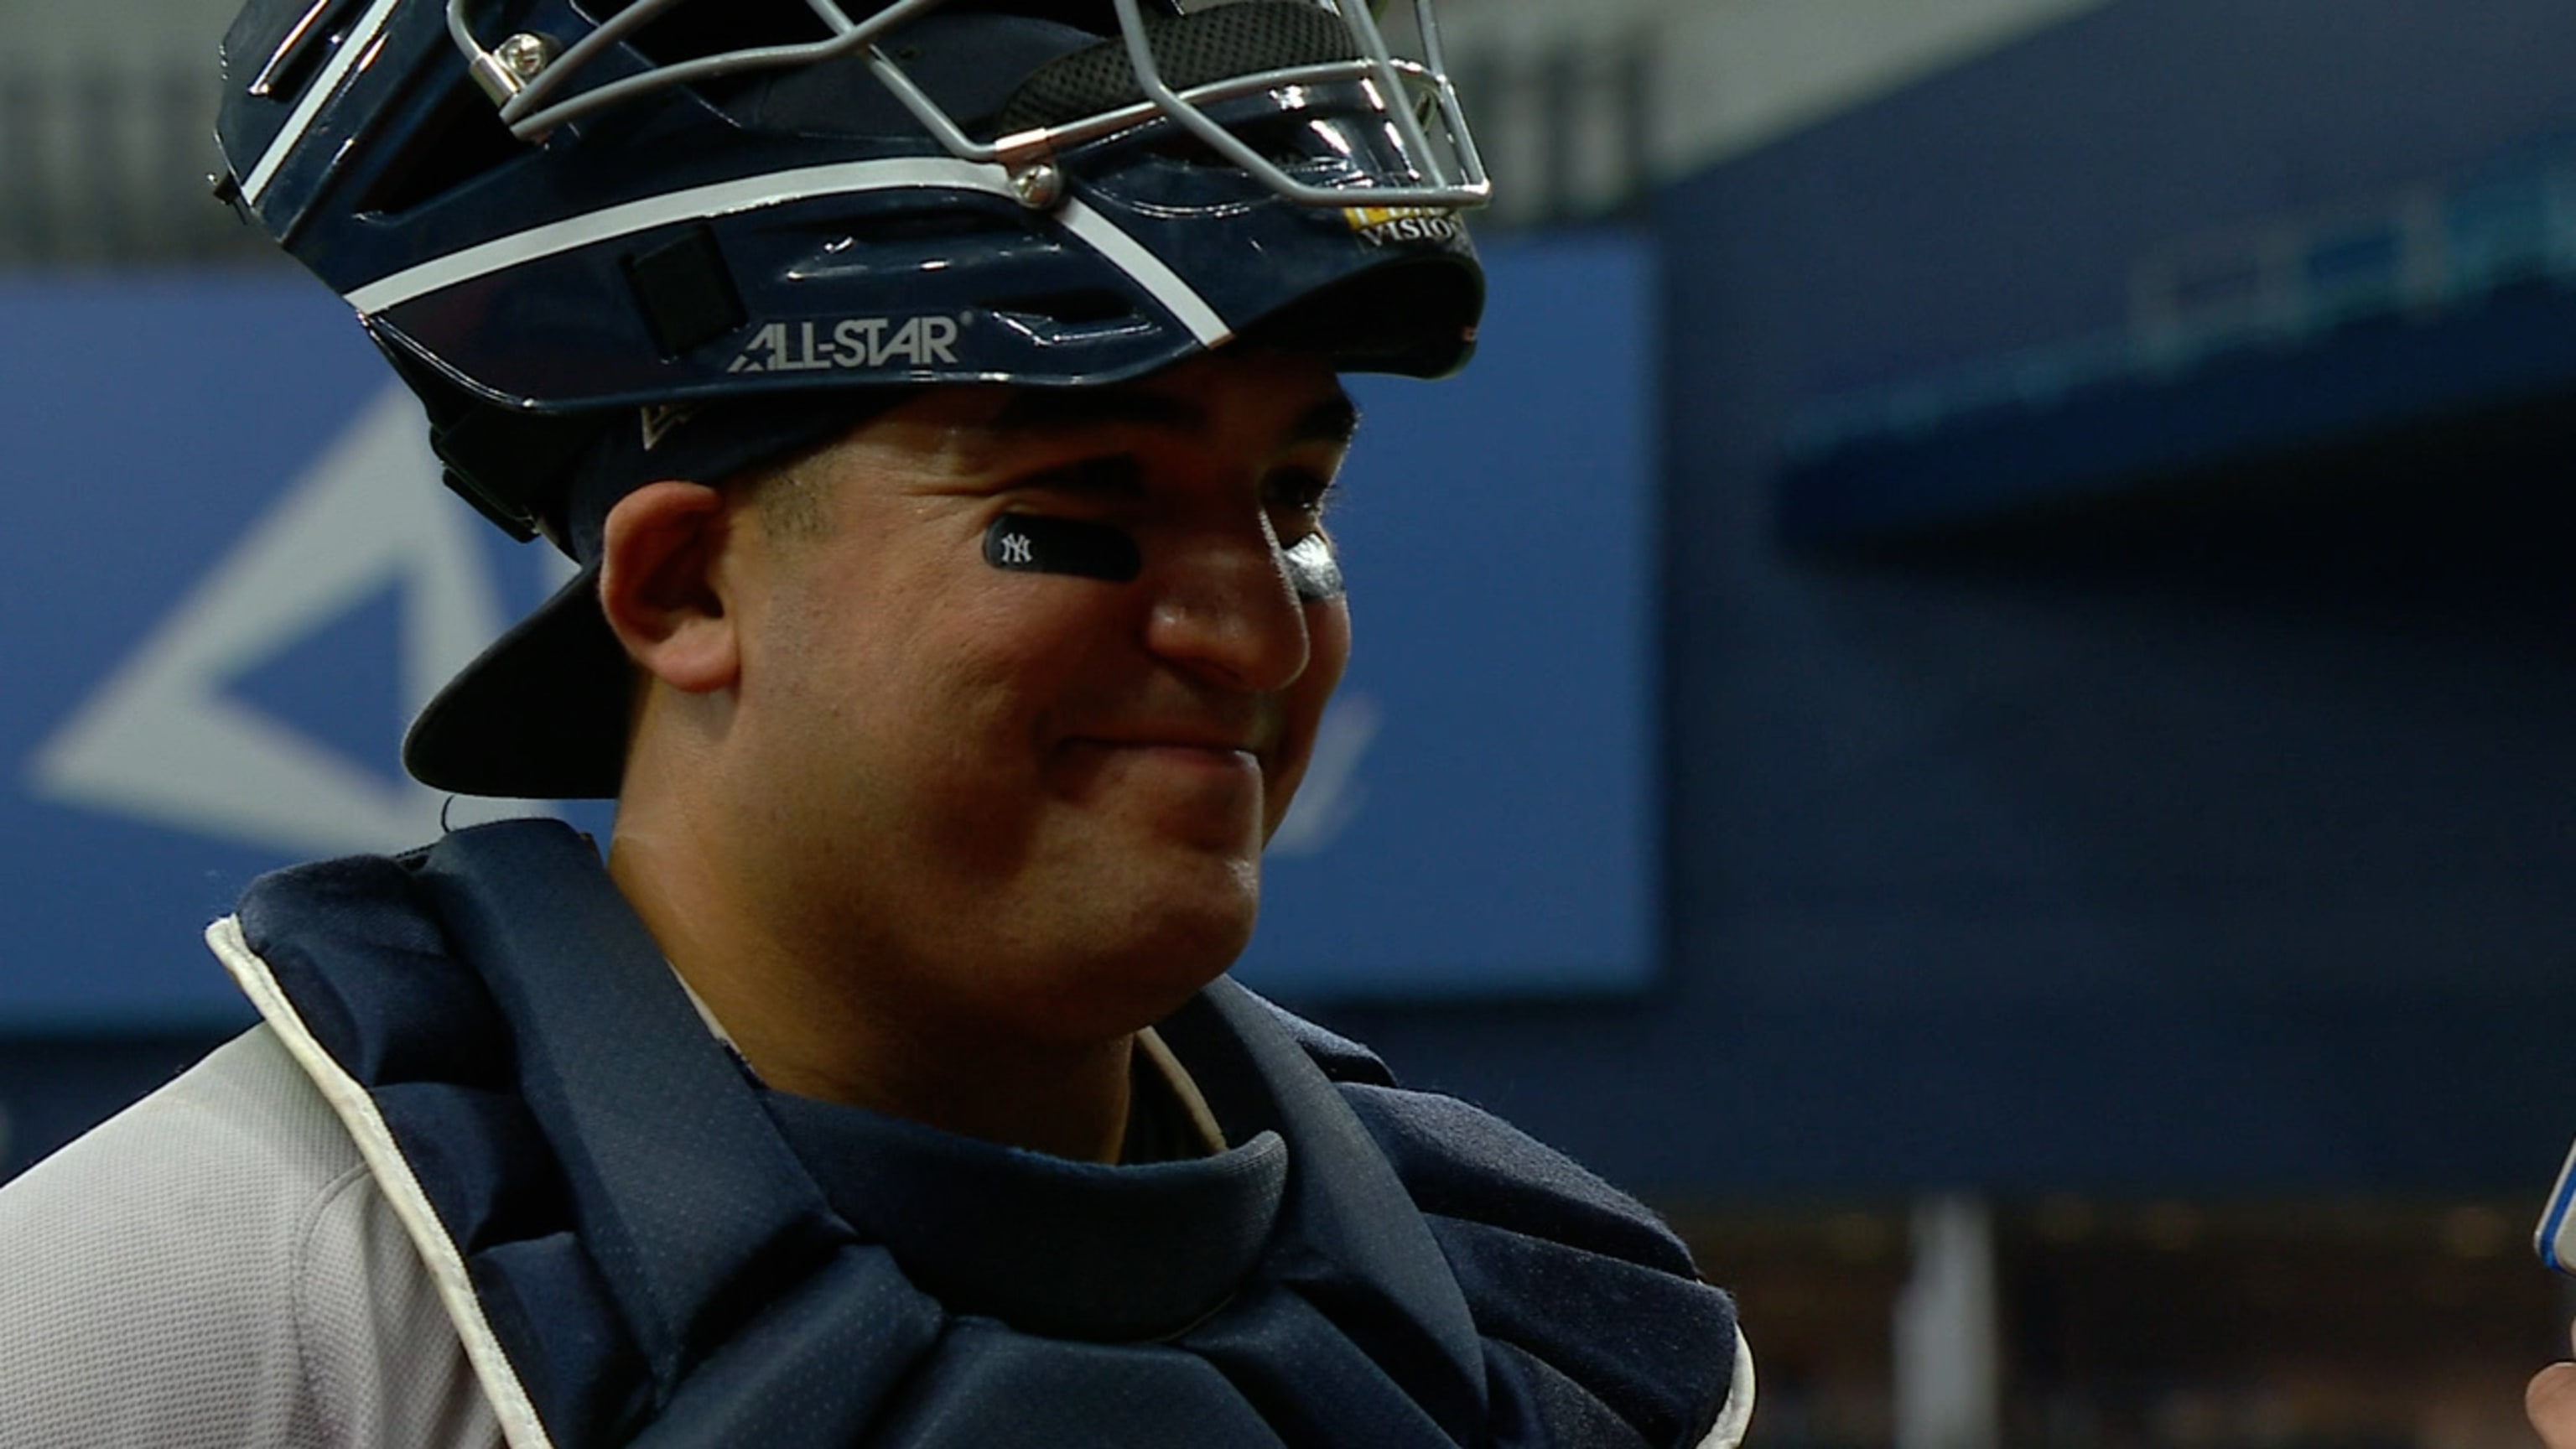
top-left (7, 0), bottom-right (2576, 1445)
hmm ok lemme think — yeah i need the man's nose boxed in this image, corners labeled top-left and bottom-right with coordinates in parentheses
top-left (1142, 512), bottom-right (1313, 693)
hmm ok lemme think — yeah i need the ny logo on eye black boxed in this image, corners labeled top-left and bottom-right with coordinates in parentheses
top-left (983, 514), bottom-right (1142, 582)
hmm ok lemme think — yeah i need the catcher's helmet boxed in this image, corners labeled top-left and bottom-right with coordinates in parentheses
top-left (215, 0), bottom-right (1489, 797)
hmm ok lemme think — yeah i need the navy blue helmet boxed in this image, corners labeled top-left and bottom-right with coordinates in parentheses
top-left (215, 0), bottom-right (1489, 797)
top-left (216, 0), bottom-right (1489, 532)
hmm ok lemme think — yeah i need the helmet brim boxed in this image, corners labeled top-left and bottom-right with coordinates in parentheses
top-left (403, 564), bottom-right (635, 800)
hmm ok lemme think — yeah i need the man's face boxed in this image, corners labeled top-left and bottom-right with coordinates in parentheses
top-left (723, 348), bottom-right (1356, 1041)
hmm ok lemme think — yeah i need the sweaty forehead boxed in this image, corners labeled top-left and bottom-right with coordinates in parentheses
top-left (802, 355), bottom-right (1361, 501)
top-left (885, 356), bottom-right (1356, 460)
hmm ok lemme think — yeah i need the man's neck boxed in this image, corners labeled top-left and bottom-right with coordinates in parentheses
top-left (603, 813), bottom-right (1138, 1164)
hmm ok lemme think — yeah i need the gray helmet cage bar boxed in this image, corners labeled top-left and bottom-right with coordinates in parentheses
top-left (444, 0), bottom-right (1491, 210)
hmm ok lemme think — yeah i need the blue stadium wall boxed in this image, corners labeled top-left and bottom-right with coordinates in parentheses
top-left (1332, 0), bottom-right (2576, 1200)
top-left (13, 0), bottom-right (2576, 1206)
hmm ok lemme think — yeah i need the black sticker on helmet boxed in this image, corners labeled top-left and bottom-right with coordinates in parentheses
top-left (984, 513), bottom-right (1141, 582)
top-left (1284, 532), bottom-right (1343, 602)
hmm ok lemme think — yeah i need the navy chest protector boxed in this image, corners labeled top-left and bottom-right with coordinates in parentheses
top-left (236, 820), bottom-right (1736, 1447)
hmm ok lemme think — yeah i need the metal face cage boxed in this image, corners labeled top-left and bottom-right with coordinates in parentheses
top-left (444, 0), bottom-right (1492, 211)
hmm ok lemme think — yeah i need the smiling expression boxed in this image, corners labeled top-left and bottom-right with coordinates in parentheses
top-left (719, 347), bottom-right (1358, 1041)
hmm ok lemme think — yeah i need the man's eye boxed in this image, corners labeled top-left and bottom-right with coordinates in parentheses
top-left (1265, 468), bottom-right (1337, 519)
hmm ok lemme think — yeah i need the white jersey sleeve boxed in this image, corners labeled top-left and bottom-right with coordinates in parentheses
top-left (0, 1026), bottom-right (500, 1449)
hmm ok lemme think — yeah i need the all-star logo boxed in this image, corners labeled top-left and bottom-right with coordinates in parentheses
top-left (1342, 205), bottom-right (1465, 248)
top-left (727, 314), bottom-right (967, 374)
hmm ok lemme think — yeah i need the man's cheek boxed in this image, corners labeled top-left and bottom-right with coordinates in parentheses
top-left (1282, 533), bottom-right (1343, 602)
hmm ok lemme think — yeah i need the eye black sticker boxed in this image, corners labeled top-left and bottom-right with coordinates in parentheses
top-left (984, 513), bottom-right (1142, 582)
top-left (1284, 532), bottom-right (1344, 602)
top-left (982, 513), bottom-right (1343, 600)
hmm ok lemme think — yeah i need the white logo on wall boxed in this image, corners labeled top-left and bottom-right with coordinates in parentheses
top-left (1268, 693), bottom-right (1377, 858)
top-left (27, 387), bottom-right (549, 857)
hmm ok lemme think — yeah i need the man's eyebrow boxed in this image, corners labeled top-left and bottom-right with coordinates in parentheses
top-left (1289, 395), bottom-right (1361, 449)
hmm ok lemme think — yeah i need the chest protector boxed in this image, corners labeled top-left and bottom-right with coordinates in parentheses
top-left (222, 819), bottom-right (1737, 1447)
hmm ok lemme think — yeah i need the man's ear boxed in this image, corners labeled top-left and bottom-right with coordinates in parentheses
top-left (598, 480), bottom-right (739, 694)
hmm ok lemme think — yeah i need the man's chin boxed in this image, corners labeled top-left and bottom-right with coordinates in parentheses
top-left (1124, 866), bottom-right (1262, 980)
top-left (1036, 883), bottom-right (1259, 1030)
